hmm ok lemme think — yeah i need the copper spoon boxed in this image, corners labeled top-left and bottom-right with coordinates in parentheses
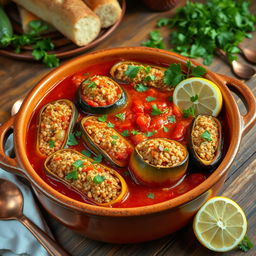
top-left (239, 44), bottom-right (256, 64)
top-left (11, 97), bottom-right (24, 116)
top-left (0, 178), bottom-right (70, 256)
top-left (217, 48), bottom-right (256, 80)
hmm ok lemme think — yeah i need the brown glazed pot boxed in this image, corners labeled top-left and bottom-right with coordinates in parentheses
top-left (0, 47), bottom-right (255, 243)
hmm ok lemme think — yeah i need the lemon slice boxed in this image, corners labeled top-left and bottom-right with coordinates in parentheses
top-left (193, 197), bottom-right (247, 252)
top-left (173, 77), bottom-right (223, 116)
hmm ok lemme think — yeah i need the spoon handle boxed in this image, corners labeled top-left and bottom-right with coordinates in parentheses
top-left (18, 215), bottom-right (70, 256)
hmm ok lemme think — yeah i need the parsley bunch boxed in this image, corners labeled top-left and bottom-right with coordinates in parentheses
top-left (0, 20), bottom-right (59, 68)
top-left (143, 0), bottom-right (256, 65)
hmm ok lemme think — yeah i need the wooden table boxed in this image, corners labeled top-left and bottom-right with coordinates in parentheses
top-left (0, 1), bottom-right (255, 255)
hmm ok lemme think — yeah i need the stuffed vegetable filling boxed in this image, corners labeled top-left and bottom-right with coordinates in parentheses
top-left (46, 150), bottom-right (122, 204)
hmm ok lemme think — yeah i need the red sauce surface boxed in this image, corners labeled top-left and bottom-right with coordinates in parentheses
top-left (26, 60), bottom-right (208, 208)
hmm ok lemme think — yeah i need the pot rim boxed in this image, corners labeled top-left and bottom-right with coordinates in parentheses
top-left (15, 47), bottom-right (242, 216)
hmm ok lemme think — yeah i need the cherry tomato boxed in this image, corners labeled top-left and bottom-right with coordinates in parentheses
top-left (150, 116), bottom-right (167, 130)
top-left (136, 114), bottom-right (151, 131)
top-left (132, 100), bottom-right (144, 113)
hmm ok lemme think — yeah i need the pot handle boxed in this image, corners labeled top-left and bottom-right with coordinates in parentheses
top-left (0, 116), bottom-right (25, 177)
top-left (218, 74), bottom-right (256, 135)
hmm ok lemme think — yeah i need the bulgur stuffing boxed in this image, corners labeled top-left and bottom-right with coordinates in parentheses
top-left (113, 63), bottom-right (171, 90)
top-left (81, 75), bottom-right (122, 107)
top-left (137, 138), bottom-right (186, 168)
top-left (192, 115), bottom-right (219, 161)
top-left (84, 118), bottom-right (132, 162)
top-left (46, 150), bottom-right (122, 204)
top-left (38, 101), bottom-right (72, 156)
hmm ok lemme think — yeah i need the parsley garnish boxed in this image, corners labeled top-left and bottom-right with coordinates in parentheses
top-left (164, 63), bottom-right (185, 87)
top-left (131, 130), bottom-right (139, 135)
top-left (191, 66), bottom-right (206, 77)
top-left (164, 148), bottom-right (170, 152)
top-left (67, 133), bottom-right (78, 146)
top-left (147, 193), bottom-right (155, 199)
top-left (65, 170), bottom-right (78, 180)
top-left (144, 74), bottom-right (156, 82)
top-left (123, 171), bottom-right (130, 176)
top-left (141, 30), bottom-right (165, 49)
top-left (168, 115), bottom-right (176, 123)
top-left (81, 150), bottom-right (91, 157)
top-left (146, 96), bottom-right (156, 102)
top-left (115, 113), bottom-right (126, 121)
top-left (135, 83), bottom-right (148, 92)
top-left (107, 122), bottom-right (115, 128)
top-left (87, 82), bottom-right (97, 88)
top-left (82, 79), bottom-right (91, 84)
top-left (48, 140), bottom-right (55, 148)
top-left (74, 130), bottom-right (82, 138)
top-left (151, 104), bottom-right (165, 116)
top-left (190, 95), bottom-right (199, 102)
top-left (142, 66), bottom-right (151, 74)
top-left (145, 131), bottom-right (155, 137)
top-left (238, 236), bottom-right (254, 252)
top-left (72, 160), bottom-right (84, 169)
top-left (111, 140), bottom-right (117, 145)
top-left (183, 107), bottom-right (196, 118)
top-left (92, 154), bottom-right (103, 164)
top-left (111, 135), bottom-right (119, 140)
top-left (168, 96), bottom-right (173, 102)
top-left (125, 65), bottom-right (141, 78)
top-left (163, 127), bottom-right (169, 133)
top-left (121, 130), bottom-right (129, 137)
top-left (93, 175), bottom-right (106, 184)
top-left (98, 115), bottom-right (107, 122)
top-left (201, 130), bottom-right (212, 141)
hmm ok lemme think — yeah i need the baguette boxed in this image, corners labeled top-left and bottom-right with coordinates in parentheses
top-left (17, 5), bottom-right (55, 33)
top-left (83, 0), bottom-right (122, 28)
top-left (13, 0), bottom-right (101, 46)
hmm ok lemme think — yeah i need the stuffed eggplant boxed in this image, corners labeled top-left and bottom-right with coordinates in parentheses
top-left (77, 75), bottom-right (127, 114)
top-left (36, 99), bottom-right (78, 157)
top-left (44, 149), bottom-right (128, 206)
top-left (80, 116), bottom-right (134, 167)
top-left (189, 115), bottom-right (223, 171)
top-left (129, 138), bottom-right (189, 187)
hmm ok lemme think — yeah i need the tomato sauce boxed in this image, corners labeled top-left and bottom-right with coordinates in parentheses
top-left (26, 60), bottom-right (208, 208)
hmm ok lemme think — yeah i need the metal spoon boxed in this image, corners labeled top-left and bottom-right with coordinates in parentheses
top-left (0, 178), bottom-right (70, 256)
top-left (239, 44), bottom-right (256, 64)
top-left (216, 48), bottom-right (256, 80)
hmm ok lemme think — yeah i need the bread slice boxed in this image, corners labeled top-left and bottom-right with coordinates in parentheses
top-left (18, 5), bottom-right (55, 33)
top-left (83, 0), bottom-right (122, 28)
top-left (13, 0), bottom-right (101, 46)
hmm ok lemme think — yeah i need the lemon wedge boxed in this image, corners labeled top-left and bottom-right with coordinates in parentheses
top-left (173, 77), bottom-right (223, 116)
top-left (193, 197), bottom-right (247, 252)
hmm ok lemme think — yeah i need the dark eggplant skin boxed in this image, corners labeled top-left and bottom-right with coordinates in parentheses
top-left (36, 99), bottom-right (78, 157)
top-left (188, 115), bottom-right (223, 172)
top-left (76, 76), bottom-right (127, 115)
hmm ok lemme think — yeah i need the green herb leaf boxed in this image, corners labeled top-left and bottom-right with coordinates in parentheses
top-left (190, 95), bottom-right (199, 102)
top-left (191, 66), bottom-right (206, 77)
top-left (74, 131), bottom-right (82, 138)
top-left (164, 148), bottom-right (170, 152)
top-left (98, 115), bottom-right (107, 122)
top-left (32, 48), bottom-right (44, 60)
top-left (135, 83), bottom-right (148, 92)
top-left (107, 122), bottom-right (115, 128)
top-left (123, 171), bottom-right (130, 176)
top-left (81, 150), bottom-right (91, 157)
top-left (183, 107), bottom-right (196, 118)
top-left (93, 175), bottom-right (106, 184)
top-left (147, 193), bottom-right (155, 199)
top-left (43, 53), bottom-right (59, 68)
top-left (164, 63), bottom-right (185, 87)
top-left (87, 82), bottom-right (97, 88)
top-left (92, 154), bottom-right (103, 164)
top-left (82, 79), bottom-right (91, 84)
top-left (238, 236), bottom-right (254, 252)
top-left (72, 160), bottom-right (84, 169)
top-left (65, 170), bottom-right (78, 180)
top-left (141, 30), bottom-right (165, 49)
top-left (111, 140), bottom-right (117, 145)
top-left (201, 130), bottom-right (212, 141)
top-left (146, 96), bottom-right (156, 102)
top-left (168, 96), bottom-right (173, 102)
top-left (121, 130), bottom-right (129, 137)
top-left (115, 113), bottom-right (126, 121)
top-left (131, 130), bottom-right (139, 135)
top-left (144, 74), bottom-right (156, 82)
top-left (48, 140), bottom-right (55, 148)
top-left (168, 115), bottom-right (176, 123)
top-left (67, 133), bottom-right (78, 146)
top-left (144, 131), bottom-right (155, 137)
top-left (163, 127), bottom-right (169, 133)
top-left (125, 65), bottom-right (141, 78)
top-left (157, 18), bottom-right (170, 27)
top-left (151, 104), bottom-right (164, 116)
top-left (111, 135), bottom-right (119, 140)
top-left (142, 66), bottom-right (151, 74)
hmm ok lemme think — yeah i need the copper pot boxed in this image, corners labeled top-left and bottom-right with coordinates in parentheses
top-left (0, 47), bottom-right (255, 243)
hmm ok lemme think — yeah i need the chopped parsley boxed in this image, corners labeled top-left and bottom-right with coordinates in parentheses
top-left (82, 79), bottom-right (91, 84)
top-left (164, 148), bottom-right (170, 152)
top-left (131, 130), bottom-right (139, 135)
top-left (147, 193), bottom-right (155, 199)
top-left (111, 135), bottom-right (119, 140)
top-left (74, 130), bottom-right (82, 138)
top-left (115, 113), bottom-right (126, 121)
top-left (141, 30), bottom-right (165, 49)
top-left (238, 236), bottom-right (254, 252)
top-left (72, 160), bottom-right (84, 169)
top-left (121, 130), bottom-right (129, 137)
top-left (92, 154), bottom-right (103, 164)
top-left (201, 130), bottom-right (212, 141)
top-left (125, 65), bottom-right (141, 78)
top-left (142, 66), bottom-right (151, 74)
top-left (48, 140), bottom-right (55, 148)
top-left (93, 175), bottom-right (106, 184)
top-left (167, 115), bottom-right (176, 123)
top-left (144, 74), bottom-right (156, 82)
top-left (164, 63), bottom-right (185, 87)
top-left (98, 115), bottom-right (107, 122)
top-left (191, 66), bottom-right (207, 77)
top-left (107, 122), bottom-right (115, 128)
top-left (87, 81), bottom-right (97, 88)
top-left (145, 131), bottom-right (155, 137)
top-left (65, 170), bottom-right (78, 180)
top-left (123, 171), bottom-right (130, 176)
top-left (168, 96), bottom-right (173, 102)
top-left (190, 95), bottom-right (199, 102)
top-left (67, 133), bottom-right (78, 146)
top-left (146, 96), bottom-right (156, 102)
top-left (183, 107), bottom-right (196, 118)
top-left (135, 83), bottom-right (148, 92)
top-left (81, 150), bottom-right (91, 157)
top-left (163, 127), bottom-right (169, 133)
top-left (111, 140), bottom-right (117, 145)
top-left (151, 104), bottom-right (166, 116)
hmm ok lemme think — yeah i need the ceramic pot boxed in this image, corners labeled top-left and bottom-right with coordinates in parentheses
top-left (0, 47), bottom-right (255, 243)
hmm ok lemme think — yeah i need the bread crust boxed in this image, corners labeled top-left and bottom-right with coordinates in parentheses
top-left (13, 0), bottom-right (101, 46)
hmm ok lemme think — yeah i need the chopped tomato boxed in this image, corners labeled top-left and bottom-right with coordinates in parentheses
top-left (115, 151), bottom-right (129, 160)
top-left (72, 74), bottom-right (85, 87)
top-left (172, 104), bottom-right (182, 118)
top-left (132, 100), bottom-right (144, 113)
top-left (136, 114), bottom-right (151, 131)
top-left (130, 134), bottom-right (147, 145)
top-left (150, 116), bottom-right (167, 130)
top-left (82, 166), bottom-right (94, 172)
top-left (171, 123), bottom-right (186, 140)
top-left (147, 88), bottom-right (157, 96)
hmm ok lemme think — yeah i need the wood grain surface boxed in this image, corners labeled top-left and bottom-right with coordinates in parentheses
top-left (0, 0), bottom-right (255, 255)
